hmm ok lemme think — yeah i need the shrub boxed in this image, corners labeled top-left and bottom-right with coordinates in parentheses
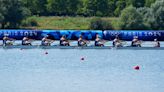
top-left (21, 17), bottom-right (38, 27)
top-left (89, 17), bottom-right (113, 30)
top-left (150, 0), bottom-right (164, 30)
top-left (119, 6), bottom-right (149, 30)
top-left (137, 0), bottom-right (164, 30)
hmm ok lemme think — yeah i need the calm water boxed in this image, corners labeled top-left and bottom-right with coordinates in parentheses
top-left (0, 49), bottom-right (164, 92)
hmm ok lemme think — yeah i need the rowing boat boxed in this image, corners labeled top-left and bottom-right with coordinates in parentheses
top-left (0, 45), bottom-right (164, 50)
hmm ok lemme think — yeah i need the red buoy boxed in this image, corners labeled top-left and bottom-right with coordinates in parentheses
top-left (134, 66), bottom-right (140, 70)
top-left (81, 57), bottom-right (85, 61)
top-left (45, 52), bottom-right (48, 55)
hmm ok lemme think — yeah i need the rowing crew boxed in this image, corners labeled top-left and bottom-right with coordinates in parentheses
top-left (2, 34), bottom-right (161, 47)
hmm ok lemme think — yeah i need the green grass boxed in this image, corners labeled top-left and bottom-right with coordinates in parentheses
top-left (22, 16), bottom-right (119, 30)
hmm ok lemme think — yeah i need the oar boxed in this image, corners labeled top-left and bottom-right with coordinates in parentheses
top-left (137, 40), bottom-right (144, 46)
top-left (5, 41), bottom-right (15, 46)
top-left (46, 40), bottom-right (55, 46)
top-left (68, 40), bottom-right (77, 43)
top-left (81, 40), bottom-right (90, 46)
top-left (120, 40), bottom-right (128, 46)
top-left (29, 39), bottom-right (36, 43)
top-left (85, 40), bottom-right (90, 45)
top-left (102, 40), bottom-right (110, 44)
top-left (95, 40), bottom-right (109, 46)
top-left (50, 40), bottom-right (55, 43)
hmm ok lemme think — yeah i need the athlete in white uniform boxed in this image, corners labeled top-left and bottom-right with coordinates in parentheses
top-left (131, 36), bottom-right (141, 47)
top-left (154, 39), bottom-right (160, 47)
top-left (3, 34), bottom-right (15, 46)
top-left (22, 36), bottom-right (32, 45)
top-left (41, 35), bottom-right (54, 46)
top-left (113, 36), bottom-right (122, 47)
top-left (60, 35), bottom-right (70, 46)
top-left (95, 34), bottom-right (104, 47)
top-left (78, 35), bottom-right (88, 46)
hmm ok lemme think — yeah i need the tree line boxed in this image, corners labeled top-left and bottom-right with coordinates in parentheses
top-left (0, 0), bottom-right (164, 30)
top-left (22, 0), bottom-right (156, 17)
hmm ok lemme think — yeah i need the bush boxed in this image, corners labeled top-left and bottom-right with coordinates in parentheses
top-left (137, 0), bottom-right (164, 30)
top-left (30, 19), bottom-right (38, 26)
top-left (150, 0), bottom-right (164, 30)
top-left (137, 7), bottom-right (153, 29)
top-left (21, 17), bottom-right (38, 27)
top-left (89, 17), bottom-right (113, 30)
top-left (119, 6), bottom-right (150, 30)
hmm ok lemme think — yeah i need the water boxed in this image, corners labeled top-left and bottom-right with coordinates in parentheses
top-left (0, 49), bottom-right (164, 92)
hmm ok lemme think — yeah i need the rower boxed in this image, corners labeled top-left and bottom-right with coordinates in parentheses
top-left (22, 36), bottom-right (32, 45)
top-left (3, 34), bottom-right (15, 46)
top-left (154, 39), bottom-right (160, 47)
top-left (113, 36), bottom-right (122, 47)
top-left (95, 34), bottom-right (104, 47)
top-left (60, 35), bottom-right (70, 46)
top-left (41, 35), bottom-right (54, 46)
top-left (131, 36), bottom-right (141, 47)
top-left (78, 35), bottom-right (88, 46)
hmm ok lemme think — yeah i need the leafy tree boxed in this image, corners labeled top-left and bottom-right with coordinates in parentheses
top-left (145, 0), bottom-right (156, 7)
top-left (137, 7), bottom-right (153, 29)
top-left (0, 0), bottom-right (31, 29)
top-left (47, 0), bottom-right (67, 15)
top-left (22, 0), bottom-right (47, 15)
top-left (84, 0), bottom-right (113, 16)
top-left (22, 0), bottom-right (36, 15)
top-left (84, 0), bottom-right (98, 16)
top-left (0, 13), bottom-right (4, 28)
top-left (119, 6), bottom-right (148, 30)
top-left (150, 0), bottom-right (164, 29)
top-left (0, 13), bottom-right (4, 22)
top-left (114, 0), bottom-right (126, 17)
top-left (35, 0), bottom-right (47, 15)
top-left (126, 0), bottom-right (145, 8)
top-left (21, 0), bottom-right (155, 17)
top-left (67, 0), bottom-right (81, 15)
top-left (47, 0), bottom-right (80, 16)
top-left (76, 0), bottom-right (86, 16)
top-left (137, 0), bottom-right (164, 30)
top-left (0, 0), bottom-right (6, 27)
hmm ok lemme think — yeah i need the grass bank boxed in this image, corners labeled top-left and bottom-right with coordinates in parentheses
top-left (22, 16), bottom-right (119, 30)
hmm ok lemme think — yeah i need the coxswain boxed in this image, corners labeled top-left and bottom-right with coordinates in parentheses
top-left (60, 35), bottom-right (70, 46)
top-left (78, 35), bottom-right (88, 46)
top-left (131, 36), bottom-right (141, 47)
top-left (113, 36), bottom-right (122, 47)
top-left (22, 36), bottom-right (32, 45)
top-left (95, 34), bottom-right (104, 47)
top-left (3, 34), bottom-right (15, 46)
top-left (154, 39), bottom-right (160, 47)
top-left (41, 35), bottom-right (54, 46)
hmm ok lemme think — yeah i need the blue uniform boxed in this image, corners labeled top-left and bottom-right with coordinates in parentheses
top-left (95, 40), bottom-right (99, 46)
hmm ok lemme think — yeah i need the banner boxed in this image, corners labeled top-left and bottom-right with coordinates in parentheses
top-left (103, 30), bottom-right (164, 41)
top-left (0, 30), bottom-right (163, 41)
